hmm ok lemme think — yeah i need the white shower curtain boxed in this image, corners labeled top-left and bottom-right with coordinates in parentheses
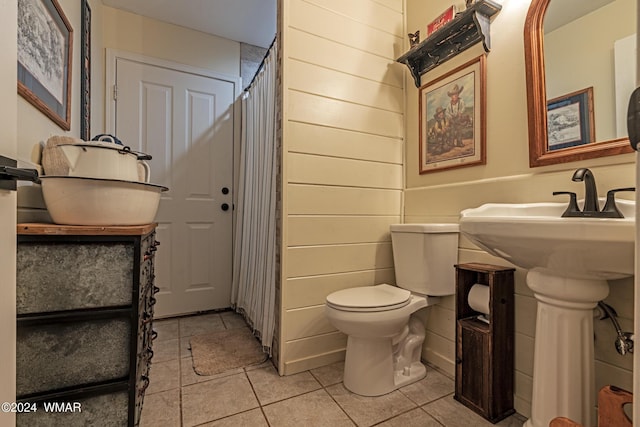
top-left (232, 40), bottom-right (278, 354)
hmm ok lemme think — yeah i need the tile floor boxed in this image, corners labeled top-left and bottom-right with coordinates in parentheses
top-left (141, 311), bottom-right (526, 427)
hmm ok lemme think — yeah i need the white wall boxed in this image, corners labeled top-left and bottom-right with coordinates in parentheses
top-left (278, 0), bottom-right (405, 374)
top-left (405, 0), bottom-right (635, 419)
top-left (0, 0), bottom-right (17, 424)
top-left (101, 6), bottom-right (240, 78)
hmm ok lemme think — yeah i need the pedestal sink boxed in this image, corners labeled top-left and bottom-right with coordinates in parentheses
top-left (459, 199), bottom-right (635, 427)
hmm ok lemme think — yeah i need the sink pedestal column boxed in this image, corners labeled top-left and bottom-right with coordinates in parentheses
top-left (524, 268), bottom-right (609, 427)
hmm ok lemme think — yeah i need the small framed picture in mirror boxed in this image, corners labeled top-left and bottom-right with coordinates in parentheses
top-left (546, 87), bottom-right (594, 151)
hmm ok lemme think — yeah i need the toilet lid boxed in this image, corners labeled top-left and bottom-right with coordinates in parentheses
top-left (326, 284), bottom-right (411, 312)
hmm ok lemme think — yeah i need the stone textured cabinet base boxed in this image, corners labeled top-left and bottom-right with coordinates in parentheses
top-left (17, 390), bottom-right (129, 427)
top-left (16, 224), bottom-right (159, 427)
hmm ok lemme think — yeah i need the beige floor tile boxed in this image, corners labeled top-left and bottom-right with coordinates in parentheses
top-left (146, 313), bottom-right (528, 427)
top-left (399, 368), bottom-right (455, 406)
top-left (181, 356), bottom-right (244, 387)
top-left (221, 311), bottom-right (250, 329)
top-left (263, 389), bottom-right (355, 427)
top-left (180, 336), bottom-right (193, 358)
top-left (326, 383), bottom-right (417, 427)
top-left (247, 365), bottom-right (322, 405)
top-left (200, 408), bottom-right (269, 426)
top-left (179, 313), bottom-right (226, 337)
top-left (147, 359), bottom-right (180, 395)
top-left (245, 359), bottom-right (275, 372)
top-left (310, 361), bottom-right (344, 387)
top-left (152, 338), bottom-right (179, 363)
top-left (181, 372), bottom-right (259, 427)
top-left (375, 408), bottom-right (441, 427)
top-left (495, 413), bottom-right (527, 426)
top-left (153, 319), bottom-right (179, 342)
top-left (140, 388), bottom-right (181, 427)
top-left (422, 395), bottom-right (497, 427)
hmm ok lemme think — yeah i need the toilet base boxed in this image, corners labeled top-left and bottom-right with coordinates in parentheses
top-left (343, 335), bottom-right (427, 396)
top-left (394, 361), bottom-right (426, 389)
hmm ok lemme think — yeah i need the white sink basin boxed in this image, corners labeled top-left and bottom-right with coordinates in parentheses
top-left (461, 198), bottom-right (635, 427)
top-left (459, 199), bottom-right (635, 280)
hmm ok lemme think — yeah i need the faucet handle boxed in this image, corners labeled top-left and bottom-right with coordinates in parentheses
top-left (601, 187), bottom-right (636, 218)
top-left (553, 191), bottom-right (581, 217)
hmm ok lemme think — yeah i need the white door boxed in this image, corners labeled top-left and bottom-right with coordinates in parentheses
top-left (114, 56), bottom-right (237, 317)
top-left (0, 1), bottom-right (18, 424)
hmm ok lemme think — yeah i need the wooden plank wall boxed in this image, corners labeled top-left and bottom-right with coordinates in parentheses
top-left (279, 0), bottom-right (405, 374)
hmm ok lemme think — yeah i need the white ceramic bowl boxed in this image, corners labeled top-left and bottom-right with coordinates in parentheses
top-left (40, 176), bottom-right (168, 226)
top-left (57, 143), bottom-right (151, 182)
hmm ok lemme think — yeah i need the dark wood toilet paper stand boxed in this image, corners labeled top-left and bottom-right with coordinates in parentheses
top-left (454, 263), bottom-right (515, 423)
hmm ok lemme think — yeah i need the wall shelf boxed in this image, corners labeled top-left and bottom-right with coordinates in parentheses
top-left (396, 0), bottom-right (501, 87)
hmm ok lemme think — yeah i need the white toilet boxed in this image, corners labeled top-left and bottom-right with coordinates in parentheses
top-left (325, 223), bottom-right (459, 396)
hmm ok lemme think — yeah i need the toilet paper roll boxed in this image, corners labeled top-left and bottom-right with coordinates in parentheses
top-left (468, 284), bottom-right (490, 315)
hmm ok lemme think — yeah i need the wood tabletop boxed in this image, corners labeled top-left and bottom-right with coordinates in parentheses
top-left (17, 223), bottom-right (157, 236)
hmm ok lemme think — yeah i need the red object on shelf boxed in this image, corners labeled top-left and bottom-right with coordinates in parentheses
top-left (427, 6), bottom-right (456, 36)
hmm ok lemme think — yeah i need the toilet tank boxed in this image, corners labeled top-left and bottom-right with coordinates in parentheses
top-left (390, 223), bottom-right (459, 296)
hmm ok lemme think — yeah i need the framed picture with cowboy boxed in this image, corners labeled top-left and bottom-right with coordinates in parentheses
top-left (418, 55), bottom-right (486, 173)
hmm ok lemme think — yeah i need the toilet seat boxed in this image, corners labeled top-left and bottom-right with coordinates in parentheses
top-left (326, 284), bottom-right (411, 312)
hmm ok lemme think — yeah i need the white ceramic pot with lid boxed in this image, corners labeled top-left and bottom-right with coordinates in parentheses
top-left (57, 143), bottom-right (151, 182)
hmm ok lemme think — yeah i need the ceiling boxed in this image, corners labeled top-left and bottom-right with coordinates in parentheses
top-left (100, 0), bottom-right (614, 49)
top-left (101, 0), bottom-right (277, 48)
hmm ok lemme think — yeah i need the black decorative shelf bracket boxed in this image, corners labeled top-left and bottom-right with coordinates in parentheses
top-left (396, 0), bottom-right (501, 87)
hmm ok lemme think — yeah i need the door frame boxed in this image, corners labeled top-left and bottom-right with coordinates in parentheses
top-left (105, 48), bottom-right (243, 309)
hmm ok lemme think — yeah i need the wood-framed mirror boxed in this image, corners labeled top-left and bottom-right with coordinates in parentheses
top-left (524, 0), bottom-right (636, 167)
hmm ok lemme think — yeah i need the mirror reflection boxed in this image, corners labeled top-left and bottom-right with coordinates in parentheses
top-left (524, 0), bottom-right (636, 167)
top-left (544, 0), bottom-right (636, 149)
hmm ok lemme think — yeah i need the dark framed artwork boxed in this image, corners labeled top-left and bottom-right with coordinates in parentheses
top-left (419, 55), bottom-right (486, 173)
top-left (17, 0), bottom-right (73, 130)
top-left (546, 87), bottom-right (595, 151)
top-left (81, 0), bottom-right (91, 141)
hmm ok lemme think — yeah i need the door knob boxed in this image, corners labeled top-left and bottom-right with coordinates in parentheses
top-left (221, 203), bottom-right (229, 211)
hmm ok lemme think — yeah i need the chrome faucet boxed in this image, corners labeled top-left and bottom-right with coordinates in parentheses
top-left (571, 168), bottom-right (599, 212)
top-left (553, 168), bottom-right (635, 218)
